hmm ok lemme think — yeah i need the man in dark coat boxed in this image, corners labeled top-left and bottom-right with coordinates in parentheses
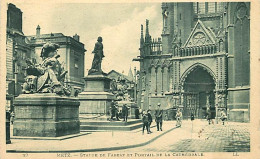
top-left (110, 101), bottom-right (120, 121)
top-left (110, 104), bottom-right (116, 120)
top-left (206, 107), bottom-right (213, 125)
top-left (122, 104), bottom-right (129, 122)
top-left (135, 108), bottom-right (140, 119)
top-left (147, 109), bottom-right (153, 133)
top-left (155, 103), bottom-right (163, 131)
top-left (115, 105), bottom-right (120, 121)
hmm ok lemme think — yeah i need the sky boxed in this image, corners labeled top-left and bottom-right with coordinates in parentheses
top-left (13, 2), bottom-right (163, 76)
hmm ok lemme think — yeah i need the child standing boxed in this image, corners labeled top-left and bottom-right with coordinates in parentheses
top-left (220, 110), bottom-right (227, 125)
top-left (142, 110), bottom-right (149, 134)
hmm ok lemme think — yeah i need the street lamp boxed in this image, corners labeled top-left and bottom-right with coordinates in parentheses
top-left (6, 97), bottom-right (11, 144)
top-left (134, 67), bottom-right (137, 102)
top-left (136, 72), bottom-right (140, 107)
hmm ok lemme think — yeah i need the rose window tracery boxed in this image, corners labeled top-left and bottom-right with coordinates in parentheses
top-left (192, 32), bottom-right (206, 45)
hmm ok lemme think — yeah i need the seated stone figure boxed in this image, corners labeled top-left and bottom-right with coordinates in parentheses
top-left (22, 42), bottom-right (70, 96)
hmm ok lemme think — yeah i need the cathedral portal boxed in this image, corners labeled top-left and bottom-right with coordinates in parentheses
top-left (181, 66), bottom-right (215, 119)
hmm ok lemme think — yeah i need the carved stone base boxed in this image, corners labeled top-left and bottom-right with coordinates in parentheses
top-left (13, 93), bottom-right (80, 137)
top-left (79, 92), bottom-right (114, 114)
top-left (79, 74), bottom-right (115, 115)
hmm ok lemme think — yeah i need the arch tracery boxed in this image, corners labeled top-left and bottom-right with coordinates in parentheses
top-left (180, 63), bottom-right (216, 90)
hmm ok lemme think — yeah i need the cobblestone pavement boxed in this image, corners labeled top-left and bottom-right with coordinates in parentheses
top-left (117, 120), bottom-right (250, 152)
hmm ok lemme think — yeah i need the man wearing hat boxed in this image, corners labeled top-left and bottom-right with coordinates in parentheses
top-left (155, 103), bottom-right (163, 131)
top-left (122, 104), bottom-right (129, 122)
top-left (110, 102), bottom-right (120, 121)
top-left (147, 109), bottom-right (153, 133)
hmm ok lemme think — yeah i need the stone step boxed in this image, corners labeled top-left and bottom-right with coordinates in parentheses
top-left (80, 122), bottom-right (143, 131)
top-left (80, 119), bottom-right (142, 126)
top-left (79, 114), bottom-right (108, 121)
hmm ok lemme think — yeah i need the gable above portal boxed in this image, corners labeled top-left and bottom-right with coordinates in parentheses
top-left (183, 20), bottom-right (216, 48)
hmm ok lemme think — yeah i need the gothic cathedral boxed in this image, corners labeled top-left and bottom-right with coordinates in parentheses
top-left (134, 2), bottom-right (250, 122)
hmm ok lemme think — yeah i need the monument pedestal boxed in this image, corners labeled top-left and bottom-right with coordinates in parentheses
top-left (79, 74), bottom-right (115, 115)
top-left (13, 93), bottom-right (80, 137)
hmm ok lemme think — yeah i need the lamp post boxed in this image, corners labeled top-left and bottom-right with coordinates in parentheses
top-left (136, 72), bottom-right (140, 108)
top-left (14, 43), bottom-right (18, 98)
top-left (6, 98), bottom-right (11, 144)
top-left (215, 104), bottom-right (218, 124)
top-left (134, 67), bottom-right (137, 103)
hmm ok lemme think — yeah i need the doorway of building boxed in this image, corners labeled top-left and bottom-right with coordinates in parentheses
top-left (182, 66), bottom-right (216, 119)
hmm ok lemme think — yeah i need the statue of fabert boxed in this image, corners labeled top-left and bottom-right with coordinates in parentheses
top-left (88, 36), bottom-right (104, 75)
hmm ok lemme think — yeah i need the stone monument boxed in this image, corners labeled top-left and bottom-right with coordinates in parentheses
top-left (110, 76), bottom-right (138, 119)
top-left (79, 37), bottom-right (115, 115)
top-left (13, 42), bottom-right (80, 137)
top-left (79, 38), bottom-right (142, 131)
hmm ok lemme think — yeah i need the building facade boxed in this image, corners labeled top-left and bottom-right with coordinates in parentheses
top-left (6, 4), bottom-right (34, 111)
top-left (134, 2), bottom-right (250, 122)
top-left (6, 3), bottom-right (86, 108)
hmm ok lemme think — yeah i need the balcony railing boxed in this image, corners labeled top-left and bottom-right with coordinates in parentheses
top-left (150, 38), bottom-right (162, 55)
top-left (174, 44), bottom-right (217, 57)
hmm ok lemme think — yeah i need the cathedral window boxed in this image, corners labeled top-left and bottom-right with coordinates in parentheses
top-left (198, 2), bottom-right (206, 14)
top-left (74, 58), bottom-right (79, 76)
top-left (208, 2), bottom-right (216, 13)
top-left (74, 59), bottom-right (78, 68)
top-left (217, 2), bottom-right (224, 12)
top-left (193, 2), bottom-right (224, 14)
top-left (193, 2), bottom-right (198, 14)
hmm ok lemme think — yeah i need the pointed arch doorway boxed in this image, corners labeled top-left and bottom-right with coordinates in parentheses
top-left (181, 66), bottom-right (216, 119)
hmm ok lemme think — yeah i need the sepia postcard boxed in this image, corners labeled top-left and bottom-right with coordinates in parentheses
top-left (0, 0), bottom-right (260, 159)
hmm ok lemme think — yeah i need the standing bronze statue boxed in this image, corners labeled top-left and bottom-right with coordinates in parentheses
top-left (88, 36), bottom-right (104, 75)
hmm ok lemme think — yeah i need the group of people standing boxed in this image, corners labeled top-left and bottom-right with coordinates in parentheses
top-left (110, 102), bottom-right (129, 122)
top-left (141, 103), bottom-right (164, 134)
top-left (110, 100), bottom-right (228, 135)
top-left (141, 103), bottom-right (185, 134)
top-left (141, 104), bottom-right (228, 134)
top-left (206, 108), bottom-right (227, 125)
top-left (141, 109), bottom-right (153, 134)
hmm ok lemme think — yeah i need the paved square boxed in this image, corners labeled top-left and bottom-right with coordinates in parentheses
top-left (118, 120), bottom-right (250, 152)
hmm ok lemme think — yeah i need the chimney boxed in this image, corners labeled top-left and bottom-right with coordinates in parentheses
top-left (73, 34), bottom-right (80, 41)
top-left (36, 25), bottom-right (40, 38)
